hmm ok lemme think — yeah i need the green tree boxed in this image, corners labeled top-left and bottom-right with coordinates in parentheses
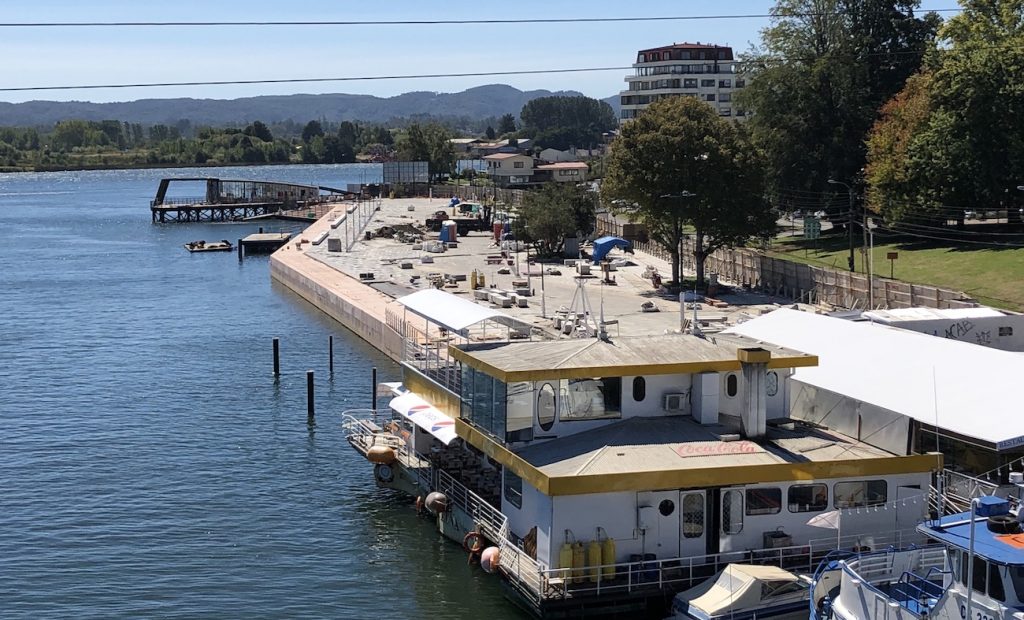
top-left (739, 0), bottom-right (939, 213)
top-left (498, 113), bottom-right (517, 135)
top-left (513, 183), bottom-right (597, 257)
top-left (243, 120), bottom-right (273, 142)
top-left (603, 97), bottom-right (775, 287)
top-left (301, 120), bottom-right (324, 142)
top-left (519, 96), bottom-right (617, 150)
top-left (396, 122), bottom-right (454, 182)
top-left (485, 126), bottom-right (496, 140)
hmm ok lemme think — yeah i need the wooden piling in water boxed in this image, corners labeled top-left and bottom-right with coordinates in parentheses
top-left (329, 336), bottom-right (334, 373)
top-left (307, 370), bottom-right (315, 419)
top-left (371, 367), bottom-right (377, 410)
top-left (237, 238), bottom-right (243, 262)
top-left (273, 338), bottom-right (280, 376)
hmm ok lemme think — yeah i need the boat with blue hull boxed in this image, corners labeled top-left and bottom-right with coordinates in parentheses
top-left (811, 495), bottom-right (1024, 620)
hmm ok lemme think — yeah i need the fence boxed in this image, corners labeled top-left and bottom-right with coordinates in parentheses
top-left (604, 223), bottom-right (977, 311)
top-left (428, 184), bottom-right (526, 207)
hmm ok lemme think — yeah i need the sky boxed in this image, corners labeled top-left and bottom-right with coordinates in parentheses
top-left (1, 0), bottom-right (960, 104)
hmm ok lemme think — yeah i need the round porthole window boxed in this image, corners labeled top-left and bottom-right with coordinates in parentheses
top-left (659, 499), bottom-right (675, 516)
top-left (726, 373), bottom-right (738, 398)
top-left (766, 372), bottom-right (779, 397)
top-left (632, 376), bottom-right (646, 402)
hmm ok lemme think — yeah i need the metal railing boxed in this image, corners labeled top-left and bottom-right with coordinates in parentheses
top-left (942, 469), bottom-right (999, 513)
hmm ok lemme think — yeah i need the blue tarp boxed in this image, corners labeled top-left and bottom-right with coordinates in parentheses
top-left (592, 236), bottom-right (632, 264)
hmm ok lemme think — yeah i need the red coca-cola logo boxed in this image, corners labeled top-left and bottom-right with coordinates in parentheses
top-left (674, 441), bottom-right (760, 458)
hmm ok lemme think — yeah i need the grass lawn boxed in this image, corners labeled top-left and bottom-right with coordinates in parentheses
top-left (770, 230), bottom-right (1024, 311)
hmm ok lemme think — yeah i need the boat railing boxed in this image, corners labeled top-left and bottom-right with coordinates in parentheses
top-left (942, 469), bottom-right (999, 513)
top-left (341, 409), bottom-right (404, 453)
top-left (436, 469), bottom-right (505, 542)
top-left (894, 565), bottom-right (949, 608)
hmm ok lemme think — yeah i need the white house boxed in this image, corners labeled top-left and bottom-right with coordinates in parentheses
top-left (539, 147), bottom-right (580, 163)
top-left (484, 153), bottom-right (534, 187)
top-left (534, 162), bottom-right (588, 183)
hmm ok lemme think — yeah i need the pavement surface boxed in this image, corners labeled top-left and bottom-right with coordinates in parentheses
top-left (302, 198), bottom-right (811, 338)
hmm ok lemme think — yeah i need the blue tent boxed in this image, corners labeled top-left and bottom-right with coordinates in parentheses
top-left (591, 236), bottom-right (632, 264)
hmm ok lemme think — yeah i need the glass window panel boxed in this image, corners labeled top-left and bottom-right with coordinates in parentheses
top-left (682, 493), bottom-right (705, 538)
top-left (503, 470), bottom-right (523, 509)
top-left (537, 383), bottom-right (556, 431)
top-left (492, 379), bottom-right (507, 439)
top-left (723, 490), bottom-right (744, 534)
top-left (461, 365), bottom-right (475, 422)
top-left (746, 488), bottom-right (782, 515)
top-left (474, 368), bottom-right (493, 433)
top-left (834, 480), bottom-right (888, 508)
top-left (507, 382), bottom-right (534, 433)
top-left (788, 484), bottom-right (828, 512)
top-left (989, 561), bottom-right (1006, 601)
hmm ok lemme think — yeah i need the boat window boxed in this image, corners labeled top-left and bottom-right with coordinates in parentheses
top-left (989, 561), bottom-right (1006, 601)
top-left (632, 376), bottom-right (646, 402)
top-left (973, 555), bottom-right (987, 594)
top-left (659, 499), bottom-right (675, 516)
top-left (960, 552), bottom-right (969, 587)
top-left (726, 373), bottom-right (738, 397)
top-left (723, 490), bottom-right (744, 535)
top-left (559, 378), bottom-right (622, 421)
top-left (505, 382), bottom-right (534, 443)
top-left (537, 383), bottom-right (556, 431)
top-left (682, 493), bottom-right (704, 539)
top-left (1009, 565), bottom-right (1024, 601)
top-left (762, 580), bottom-right (804, 598)
top-left (746, 488), bottom-right (781, 516)
top-left (788, 484), bottom-right (828, 512)
top-left (834, 480), bottom-right (887, 508)
top-left (503, 471), bottom-right (523, 510)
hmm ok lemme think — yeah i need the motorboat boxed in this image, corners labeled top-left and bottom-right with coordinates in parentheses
top-left (810, 495), bottom-right (1024, 619)
top-left (184, 239), bottom-right (233, 253)
top-left (668, 564), bottom-right (811, 620)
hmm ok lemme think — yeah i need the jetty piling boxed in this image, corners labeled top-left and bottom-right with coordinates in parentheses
top-left (329, 336), bottom-right (334, 374)
top-left (273, 338), bottom-right (280, 376)
top-left (237, 238), bottom-right (243, 262)
top-left (371, 367), bottom-right (377, 409)
top-left (307, 370), bottom-right (315, 420)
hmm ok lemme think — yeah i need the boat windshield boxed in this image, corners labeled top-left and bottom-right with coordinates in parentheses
top-left (1009, 565), bottom-right (1024, 602)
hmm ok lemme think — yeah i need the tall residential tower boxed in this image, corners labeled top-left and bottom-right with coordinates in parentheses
top-left (619, 43), bottom-right (746, 123)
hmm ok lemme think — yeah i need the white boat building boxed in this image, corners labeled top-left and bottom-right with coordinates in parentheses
top-left (344, 292), bottom-right (942, 618)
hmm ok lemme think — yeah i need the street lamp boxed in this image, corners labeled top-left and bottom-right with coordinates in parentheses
top-left (828, 179), bottom-right (856, 272)
top-left (660, 191), bottom-right (700, 335)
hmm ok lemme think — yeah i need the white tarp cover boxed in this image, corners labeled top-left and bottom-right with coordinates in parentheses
top-left (680, 564), bottom-right (801, 617)
top-left (726, 309), bottom-right (1024, 449)
top-left (394, 289), bottom-right (532, 334)
top-left (388, 391), bottom-right (457, 445)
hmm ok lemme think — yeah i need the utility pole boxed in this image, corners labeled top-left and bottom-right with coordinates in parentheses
top-left (829, 179), bottom-right (855, 272)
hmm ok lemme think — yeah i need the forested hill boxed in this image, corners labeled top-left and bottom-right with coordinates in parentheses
top-left (0, 85), bottom-right (587, 127)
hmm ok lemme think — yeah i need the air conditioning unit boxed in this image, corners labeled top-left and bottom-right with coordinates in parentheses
top-left (663, 392), bottom-right (691, 413)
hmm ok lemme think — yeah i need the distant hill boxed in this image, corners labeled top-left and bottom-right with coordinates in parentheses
top-left (0, 84), bottom-right (589, 127)
top-left (602, 94), bottom-right (621, 117)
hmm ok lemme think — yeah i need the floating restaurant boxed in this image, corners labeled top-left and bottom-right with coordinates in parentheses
top-left (343, 290), bottom-right (941, 618)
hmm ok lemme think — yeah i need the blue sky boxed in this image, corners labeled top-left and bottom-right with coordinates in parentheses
top-left (1, 0), bottom-right (959, 103)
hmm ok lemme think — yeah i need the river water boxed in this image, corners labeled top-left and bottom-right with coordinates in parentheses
top-left (0, 165), bottom-right (520, 619)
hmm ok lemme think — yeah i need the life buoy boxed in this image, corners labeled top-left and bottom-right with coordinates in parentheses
top-left (463, 531), bottom-right (485, 554)
top-left (374, 463), bottom-right (394, 484)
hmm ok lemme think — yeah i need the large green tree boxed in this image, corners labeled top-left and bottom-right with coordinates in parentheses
top-left (866, 0), bottom-right (1024, 223)
top-left (519, 96), bottom-right (617, 151)
top-left (603, 97), bottom-right (776, 287)
top-left (396, 122), bottom-right (455, 182)
top-left (740, 0), bottom-right (939, 213)
top-left (513, 183), bottom-right (597, 257)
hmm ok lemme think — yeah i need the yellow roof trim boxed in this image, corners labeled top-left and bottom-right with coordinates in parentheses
top-left (456, 418), bottom-right (942, 497)
top-left (449, 345), bottom-right (818, 382)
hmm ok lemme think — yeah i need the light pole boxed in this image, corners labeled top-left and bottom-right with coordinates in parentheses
top-left (828, 179), bottom-right (856, 272)
top-left (660, 191), bottom-right (698, 335)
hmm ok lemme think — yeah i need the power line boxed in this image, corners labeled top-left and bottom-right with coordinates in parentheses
top-left (0, 67), bottom-right (634, 93)
top-left (0, 10), bottom-right (963, 28)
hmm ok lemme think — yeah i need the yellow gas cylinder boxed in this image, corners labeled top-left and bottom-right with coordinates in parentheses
top-left (558, 543), bottom-right (574, 584)
top-left (587, 540), bottom-right (601, 582)
top-left (572, 542), bottom-right (585, 581)
top-left (478, 273), bottom-right (486, 288)
top-left (601, 536), bottom-right (616, 579)
top-left (470, 270), bottom-right (479, 290)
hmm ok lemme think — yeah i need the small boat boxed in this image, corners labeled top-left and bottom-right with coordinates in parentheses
top-left (809, 495), bottom-right (1024, 620)
top-left (184, 240), bottom-right (233, 253)
top-left (668, 564), bottom-right (811, 620)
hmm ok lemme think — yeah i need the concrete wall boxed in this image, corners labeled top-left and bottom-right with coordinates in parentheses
top-left (880, 315), bottom-right (1024, 352)
top-left (269, 255), bottom-right (403, 362)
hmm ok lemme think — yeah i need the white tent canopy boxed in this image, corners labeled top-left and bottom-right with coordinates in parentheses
top-left (394, 289), bottom-right (532, 336)
top-left (388, 391), bottom-right (458, 445)
top-left (726, 309), bottom-right (1024, 450)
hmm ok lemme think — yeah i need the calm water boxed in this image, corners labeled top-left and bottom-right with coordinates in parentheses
top-left (0, 165), bottom-right (520, 619)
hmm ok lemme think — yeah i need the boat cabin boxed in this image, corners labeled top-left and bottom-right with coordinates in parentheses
top-left (444, 333), bottom-right (940, 573)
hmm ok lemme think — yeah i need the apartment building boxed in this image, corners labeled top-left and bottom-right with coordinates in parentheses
top-left (619, 42), bottom-right (746, 123)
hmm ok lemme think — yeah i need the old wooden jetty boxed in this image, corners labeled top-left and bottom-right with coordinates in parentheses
top-left (150, 177), bottom-right (353, 223)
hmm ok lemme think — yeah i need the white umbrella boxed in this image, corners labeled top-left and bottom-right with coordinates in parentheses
top-left (807, 510), bottom-right (842, 547)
